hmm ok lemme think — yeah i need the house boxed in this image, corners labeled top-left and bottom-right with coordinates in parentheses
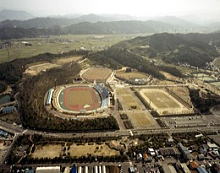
top-left (180, 163), bottom-right (191, 173)
top-left (178, 143), bottom-right (192, 161)
top-left (1, 106), bottom-right (16, 114)
top-left (189, 161), bottom-right (199, 169)
top-left (197, 167), bottom-right (208, 173)
top-left (159, 147), bottom-right (181, 158)
top-left (207, 142), bottom-right (219, 151)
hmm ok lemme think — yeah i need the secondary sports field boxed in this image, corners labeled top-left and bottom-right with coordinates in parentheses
top-left (127, 112), bottom-right (159, 129)
top-left (139, 88), bottom-right (191, 116)
top-left (115, 71), bottom-right (148, 81)
top-left (58, 86), bottom-right (101, 113)
top-left (81, 67), bottom-right (112, 82)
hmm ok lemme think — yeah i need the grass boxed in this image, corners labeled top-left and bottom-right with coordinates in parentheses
top-left (121, 95), bottom-right (142, 110)
top-left (82, 67), bottom-right (112, 82)
top-left (69, 143), bottom-right (119, 157)
top-left (115, 71), bottom-right (148, 80)
top-left (127, 112), bottom-right (158, 129)
top-left (0, 34), bottom-right (137, 64)
top-left (31, 144), bottom-right (62, 159)
top-left (141, 89), bottom-right (181, 109)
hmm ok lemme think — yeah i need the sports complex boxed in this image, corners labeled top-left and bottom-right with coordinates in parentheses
top-left (45, 84), bottom-right (110, 115)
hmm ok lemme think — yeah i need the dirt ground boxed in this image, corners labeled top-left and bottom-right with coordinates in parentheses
top-left (115, 71), bottom-right (148, 80)
top-left (69, 143), bottom-right (119, 157)
top-left (139, 88), bottom-right (192, 116)
top-left (58, 86), bottom-right (101, 112)
top-left (53, 56), bottom-right (82, 65)
top-left (127, 112), bottom-right (159, 129)
top-left (30, 144), bottom-right (62, 159)
top-left (82, 67), bottom-right (112, 82)
top-left (141, 89), bottom-right (181, 109)
top-left (168, 87), bottom-right (193, 106)
top-left (116, 88), bottom-right (143, 110)
top-left (24, 63), bottom-right (60, 76)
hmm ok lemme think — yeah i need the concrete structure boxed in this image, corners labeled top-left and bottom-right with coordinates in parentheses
top-left (36, 166), bottom-right (60, 173)
top-left (178, 143), bottom-right (192, 161)
top-left (46, 88), bottom-right (54, 105)
top-left (180, 163), bottom-right (191, 173)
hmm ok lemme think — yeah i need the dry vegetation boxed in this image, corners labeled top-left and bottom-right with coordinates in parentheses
top-left (69, 143), bottom-right (120, 157)
top-left (82, 67), bottom-right (112, 82)
top-left (127, 112), bottom-right (158, 129)
top-left (31, 144), bottom-right (62, 159)
top-left (115, 71), bottom-right (148, 80)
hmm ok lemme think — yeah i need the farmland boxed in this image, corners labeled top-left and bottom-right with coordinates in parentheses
top-left (0, 34), bottom-right (136, 64)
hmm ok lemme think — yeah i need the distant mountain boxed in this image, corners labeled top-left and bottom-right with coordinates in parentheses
top-left (152, 16), bottom-right (207, 32)
top-left (0, 17), bottom-right (75, 29)
top-left (64, 20), bottom-right (176, 34)
top-left (108, 33), bottom-right (220, 67)
top-left (0, 14), bottom-right (137, 29)
top-left (0, 9), bottom-right (33, 21)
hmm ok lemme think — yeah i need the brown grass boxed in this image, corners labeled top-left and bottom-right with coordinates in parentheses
top-left (127, 112), bottom-right (158, 129)
top-left (82, 67), bottom-right (112, 82)
top-left (31, 144), bottom-right (62, 159)
top-left (115, 71), bottom-right (148, 80)
top-left (69, 143), bottom-right (119, 157)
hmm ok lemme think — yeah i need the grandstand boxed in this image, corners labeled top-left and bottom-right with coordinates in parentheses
top-left (94, 83), bottom-right (110, 108)
top-left (45, 88), bottom-right (54, 105)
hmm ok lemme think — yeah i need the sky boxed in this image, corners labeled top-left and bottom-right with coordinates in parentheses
top-left (0, 0), bottom-right (220, 18)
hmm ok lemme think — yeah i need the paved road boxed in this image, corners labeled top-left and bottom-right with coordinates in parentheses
top-left (1, 119), bottom-right (220, 139)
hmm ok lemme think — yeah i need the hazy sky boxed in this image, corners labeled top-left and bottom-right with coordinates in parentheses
top-left (1, 0), bottom-right (220, 17)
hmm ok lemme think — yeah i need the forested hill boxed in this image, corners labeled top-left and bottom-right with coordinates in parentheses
top-left (0, 20), bottom-right (209, 39)
top-left (110, 33), bottom-right (220, 67)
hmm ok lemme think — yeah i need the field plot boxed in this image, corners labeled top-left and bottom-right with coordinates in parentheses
top-left (24, 63), bottom-right (60, 76)
top-left (0, 34), bottom-right (136, 63)
top-left (139, 88), bottom-right (192, 116)
top-left (69, 143), bottom-right (119, 157)
top-left (30, 144), bottom-right (62, 159)
top-left (115, 71), bottom-right (148, 80)
top-left (127, 112), bottom-right (159, 129)
top-left (168, 87), bottom-right (193, 106)
top-left (57, 86), bottom-right (101, 113)
top-left (82, 67), bottom-right (112, 82)
top-left (193, 73), bottom-right (216, 82)
top-left (211, 82), bottom-right (220, 88)
top-left (53, 56), bottom-right (82, 65)
top-left (116, 88), bottom-right (143, 110)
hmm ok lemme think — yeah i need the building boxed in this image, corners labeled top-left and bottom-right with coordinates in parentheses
top-left (45, 88), bottom-right (54, 105)
top-left (197, 167), bottom-right (208, 173)
top-left (162, 164), bottom-right (177, 173)
top-left (178, 143), bottom-right (192, 160)
top-left (180, 163), bottom-right (191, 173)
top-left (0, 106), bottom-right (16, 114)
top-left (35, 166), bottom-right (60, 173)
top-left (207, 142), bottom-right (219, 150)
top-left (159, 147), bottom-right (181, 158)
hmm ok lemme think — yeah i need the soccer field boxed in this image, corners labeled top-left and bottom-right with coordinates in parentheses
top-left (139, 88), bottom-right (192, 116)
top-left (58, 86), bottom-right (101, 112)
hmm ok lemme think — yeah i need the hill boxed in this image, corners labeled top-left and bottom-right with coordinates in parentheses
top-left (110, 33), bottom-right (220, 67)
top-left (0, 9), bottom-right (33, 21)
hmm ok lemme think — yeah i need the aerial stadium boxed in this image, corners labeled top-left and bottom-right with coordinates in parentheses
top-left (45, 83), bottom-right (111, 116)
